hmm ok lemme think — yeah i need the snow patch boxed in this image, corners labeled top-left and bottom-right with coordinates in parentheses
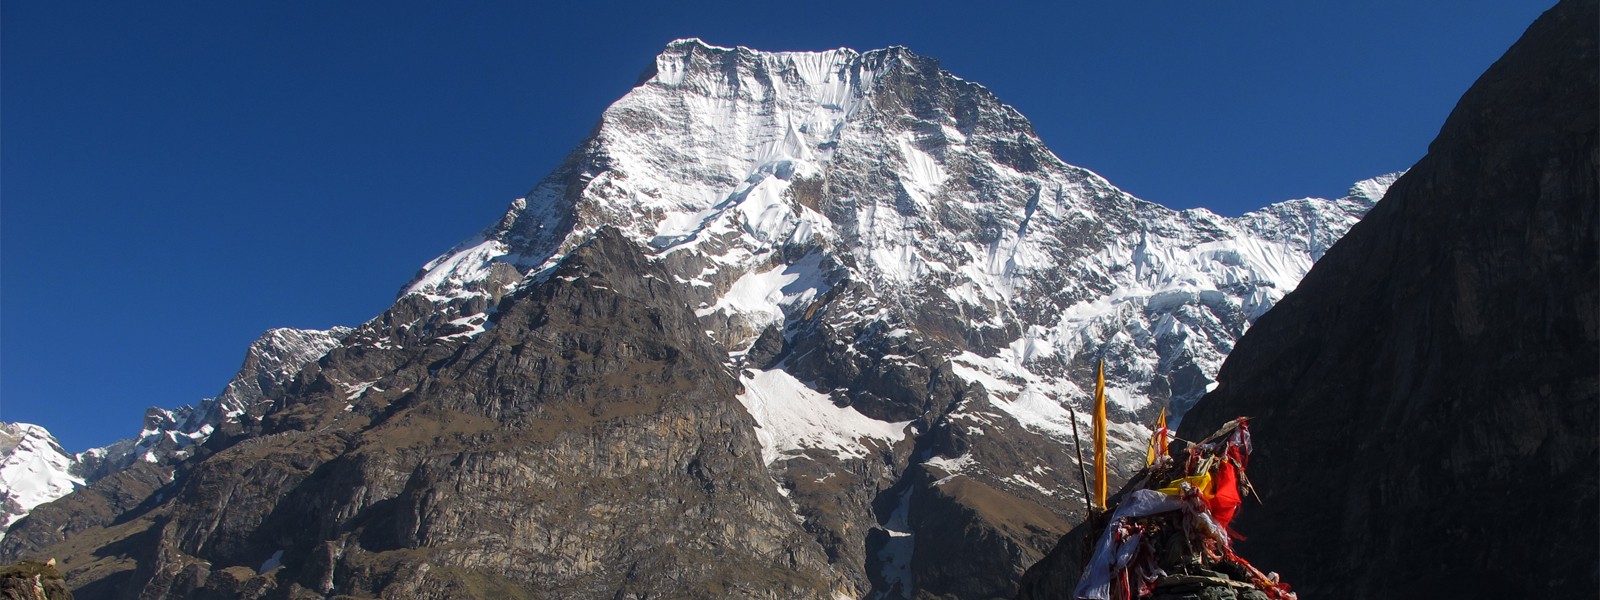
top-left (701, 253), bottom-right (831, 327)
top-left (403, 237), bottom-right (509, 298)
top-left (924, 453), bottom-right (976, 485)
top-left (876, 486), bottom-right (916, 598)
top-left (1004, 473), bottom-right (1057, 497)
top-left (736, 368), bottom-right (910, 465)
top-left (343, 380), bottom-right (383, 401)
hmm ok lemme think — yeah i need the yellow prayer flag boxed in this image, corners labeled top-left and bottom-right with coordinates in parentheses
top-left (1093, 360), bottom-right (1107, 510)
top-left (1154, 473), bottom-right (1214, 498)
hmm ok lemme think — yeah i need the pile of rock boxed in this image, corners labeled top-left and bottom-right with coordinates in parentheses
top-left (1021, 418), bottom-right (1293, 600)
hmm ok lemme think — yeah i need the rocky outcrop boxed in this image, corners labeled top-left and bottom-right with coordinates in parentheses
top-left (1174, 0), bottom-right (1598, 597)
top-left (0, 560), bottom-right (73, 600)
top-left (1014, 519), bottom-right (1094, 600)
top-left (96, 327), bottom-right (352, 473)
top-left (0, 463), bottom-right (172, 562)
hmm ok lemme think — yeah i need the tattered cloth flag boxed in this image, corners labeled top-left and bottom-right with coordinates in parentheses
top-left (1074, 417), bottom-right (1295, 600)
top-left (1208, 446), bottom-right (1245, 530)
top-left (1144, 406), bottom-right (1168, 467)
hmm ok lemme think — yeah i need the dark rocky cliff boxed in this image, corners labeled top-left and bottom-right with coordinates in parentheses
top-left (1174, 0), bottom-right (1597, 597)
top-left (1017, 1), bottom-right (1597, 597)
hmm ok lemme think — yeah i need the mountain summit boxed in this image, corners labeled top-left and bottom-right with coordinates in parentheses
top-left (0, 424), bottom-right (82, 531)
top-left (3, 41), bottom-right (1385, 598)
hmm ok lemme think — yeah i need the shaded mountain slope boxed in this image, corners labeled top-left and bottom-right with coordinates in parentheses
top-left (1173, 0), bottom-right (1598, 596)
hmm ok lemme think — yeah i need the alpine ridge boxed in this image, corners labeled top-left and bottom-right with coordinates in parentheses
top-left (4, 40), bottom-right (1391, 599)
top-left (0, 327), bottom-right (347, 543)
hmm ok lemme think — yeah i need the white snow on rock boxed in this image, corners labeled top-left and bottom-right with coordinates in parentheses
top-left (403, 236), bottom-right (514, 301)
top-left (875, 486), bottom-right (916, 598)
top-left (391, 42), bottom-right (1395, 448)
top-left (1347, 171), bottom-right (1406, 204)
top-left (736, 367), bottom-right (911, 466)
top-left (698, 253), bottom-right (831, 327)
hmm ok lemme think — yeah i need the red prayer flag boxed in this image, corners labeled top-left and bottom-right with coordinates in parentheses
top-left (1207, 446), bottom-right (1245, 530)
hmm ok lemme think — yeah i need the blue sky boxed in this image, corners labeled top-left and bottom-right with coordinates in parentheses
top-left (2, 1), bottom-right (1554, 450)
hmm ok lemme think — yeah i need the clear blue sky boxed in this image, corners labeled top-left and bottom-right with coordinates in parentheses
top-left (2, 1), bottom-right (1554, 450)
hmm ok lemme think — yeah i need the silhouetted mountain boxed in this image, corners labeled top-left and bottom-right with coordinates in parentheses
top-left (1019, 1), bottom-right (1597, 597)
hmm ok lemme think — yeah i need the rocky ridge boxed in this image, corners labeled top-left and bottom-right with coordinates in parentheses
top-left (0, 327), bottom-right (347, 540)
top-left (0, 559), bottom-right (73, 600)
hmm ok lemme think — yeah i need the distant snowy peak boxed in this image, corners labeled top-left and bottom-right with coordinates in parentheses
top-left (401, 41), bottom-right (1062, 269)
top-left (1233, 172), bottom-right (1401, 262)
top-left (1347, 171), bottom-right (1406, 204)
top-left (0, 422), bottom-right (82, 533)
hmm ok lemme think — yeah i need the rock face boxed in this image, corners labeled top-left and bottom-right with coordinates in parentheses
top-left (6, 41), bottom-right (1392, 599)
top-left (13, 231), bottom-right (843, 599)
top-left (0, 560), bottom-right (74, 600)
top-left (1173, 1), bottom-right (1597, 597)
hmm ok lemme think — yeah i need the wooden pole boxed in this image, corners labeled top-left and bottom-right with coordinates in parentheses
top-left (1067, 399), bottom-right (1093, 515)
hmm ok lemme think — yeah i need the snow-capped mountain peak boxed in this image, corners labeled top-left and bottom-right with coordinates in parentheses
top-left (389, 43), bottom-right (1397, 441)
top-left (5, 41), bottom-right (1406, 597)
top-left (392, 43), bottom-right (1128, 347)
top-left (355, 51), bottom-right (1400, 596)
top-left (1348, 171), bottom-right (1405, 204)
top-left (0, 422), bottom-right (83, 531)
